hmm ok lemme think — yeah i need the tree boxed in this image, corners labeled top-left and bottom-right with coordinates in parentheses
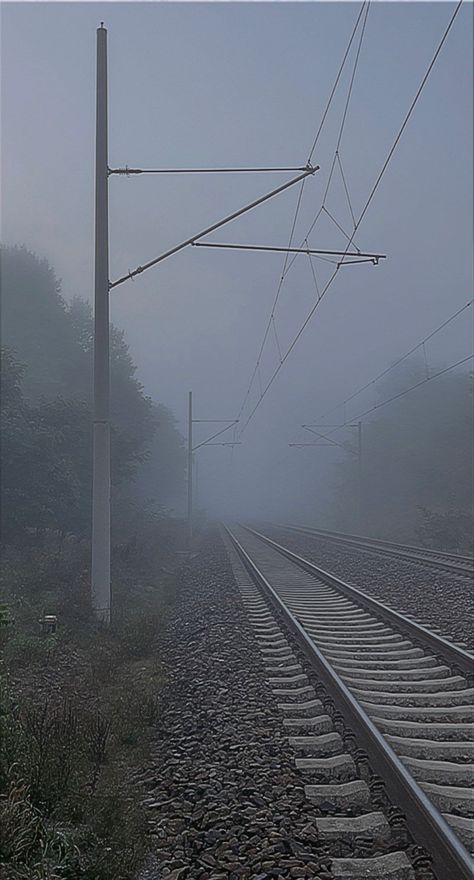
top-left (0, 348), bottom-right (148, 541)
top-left (1, 245), bottom-right (186, 536)
top-left (133, 403), bottom-right (186, 510)
top-left (0, 348), bottom-right (78, 538)
top-left (331, 359), bottom-right (473, 544)
top-left (0, 245), bottom-right (77, 402)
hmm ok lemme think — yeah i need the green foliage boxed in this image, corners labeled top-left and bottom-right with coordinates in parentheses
top-left (134, 402), bottom-right (186, 509)
top-left (0, 245), bottom-right (77, 403)
top-left (0, 778), bottom-right (79, 879)
top-left (0, 243), bottom-right (186, 877)
top-left (0, 605), bottom-right (14, 627)
top-left (87, 641), bottom-right (123, 687)
top-left (0, 345), bottom-right (156, 540)
top-left (416, 506), bottom-right (473, 553)
top-left (332, 360), bottom-right (473, 543)
top-left (0, 244), bottom-right (185, 525)
top-left (0, 606), bottom-right (14, 649)
top-left (4, 635), bottom-right (57, 668)
top-left (116, 612), bottom-right (160, 659)
top-left (0, 526), bottom-right (179, 879)
top-left (0, 688), bottom-right (149, 878)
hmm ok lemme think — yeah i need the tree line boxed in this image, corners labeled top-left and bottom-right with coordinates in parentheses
top-left (1, 244), bottom-right (186, 543)
top-left (329, 358), bottom-right (473, 550)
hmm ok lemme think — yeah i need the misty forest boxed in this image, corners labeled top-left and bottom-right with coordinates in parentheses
top-left (1, 3), bottom-right (473, 880)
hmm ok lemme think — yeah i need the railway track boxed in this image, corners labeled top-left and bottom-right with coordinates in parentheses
top-left (277, 524), bottom-right (474, 578)
top-left (224, 523), bottom-right (474, 880)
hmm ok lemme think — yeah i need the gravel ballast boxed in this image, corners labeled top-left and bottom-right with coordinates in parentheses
top-left (135, 528), bottom-right (420, 880)
top-left (265, 527), bottom-right (474, 651)
top-left (137, 531), bottom-right (327, 879)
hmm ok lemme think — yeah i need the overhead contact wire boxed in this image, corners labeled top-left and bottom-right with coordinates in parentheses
top-left (316, 298), bottom-right (474, 423)
top-left (236, 2), bottom-right (368, 430)
top-left (240, 0), bottom-right (464, 433)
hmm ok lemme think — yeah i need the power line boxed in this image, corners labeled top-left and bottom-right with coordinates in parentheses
top-left (316, 299), bottom-right (474, 424)
top-left (236, 178), bottom-right (307, 422)
top-left (302, 2), bottom-right (370, 249)
top-left (236, 2), bottom-right (370, 427)
top-left (239, 0), bottom-right (463, 435)
top-left (282, 0), bottom-right (464, 283)
top-left (334, 1), bottom-right (371, 156)
top-left (307, 1), bottom-right (368, 163)
top-left (350, 355), bottom-right (473, 422)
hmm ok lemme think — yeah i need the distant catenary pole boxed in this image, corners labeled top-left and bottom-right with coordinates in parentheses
top-left (358, 420), bottom-right (363, 531)
top-left (187, 391), bottom-right (193, 546)
top-left (92, 23), bottom-right (111, 623)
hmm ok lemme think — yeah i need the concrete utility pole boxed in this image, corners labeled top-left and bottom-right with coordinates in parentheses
top-left (357, 420), bottom-right (364, 531)
top-left (88, 24), bottom-right (318, 607)
top-left (91, 23), bottom-right (110, 623)
top-left (194, 454), bottom-right (199, 510)
top-left (187, 391), bottom-right (193, 547)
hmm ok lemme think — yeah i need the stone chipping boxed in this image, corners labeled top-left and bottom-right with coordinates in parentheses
top-left (135, 529), bottom-right (427, 880)
top-left (267, 528), bottom-right (474, 651)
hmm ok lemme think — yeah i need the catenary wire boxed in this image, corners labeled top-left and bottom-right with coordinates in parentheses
top-left (239, 0), bottom-right (463, 435)
top-left (307, 2), bottom-right (368, 163)
top-left (315, 298), bottom-right (473, 424)
top-left (350, 355), bottom-right (473, 421)
top-left (236, 2), bottom-right (369, 426)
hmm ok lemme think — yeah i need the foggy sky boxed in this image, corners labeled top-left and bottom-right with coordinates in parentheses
top-left (2, 1), bottom-right (473, 517)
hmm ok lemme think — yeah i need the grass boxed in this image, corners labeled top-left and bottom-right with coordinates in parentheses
top-left (0, 520), bottom-right (185, 879)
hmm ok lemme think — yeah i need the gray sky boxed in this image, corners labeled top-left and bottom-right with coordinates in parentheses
top-left (2, 1), bottom-right (473, 515)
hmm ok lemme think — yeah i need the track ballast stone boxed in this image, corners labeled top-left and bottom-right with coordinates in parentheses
top-left (135, 528), bottom-right (431, 880)
top-left (268, 527), bottom-right (474, 651)
top-left (138, 531), bottom-right (329, 878)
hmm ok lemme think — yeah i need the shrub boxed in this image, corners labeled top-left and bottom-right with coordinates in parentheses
top-left (15, 700), bottom-right (83, 815)
top-left (116, 612), bottom-right (159, 659)
top-left (416, 506), bottom-right (474, 552)
top-left (4, 635), bottom-right (57, 669)
top-left (0, 778), bottom-right (79, 878)
top-left (87, 641), bottom-right (121, 687)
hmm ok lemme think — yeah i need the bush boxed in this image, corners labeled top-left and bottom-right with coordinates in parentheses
top-left (4, 635), bottom-right (57, 669)
top-left (416, 506), bottom-right (474, 552)
top-left (115, 612), bottom-right (160, 659)
top-left (14, 700), bottom-right (83, 815)
top-left (0, 689), bottom-right (148, 879)
top-left (0, 773), bottom-right (147, 880)
top-left (87, 641), bottom-right (122, 687)
top-left (0, 778), bottom-right (79, 878)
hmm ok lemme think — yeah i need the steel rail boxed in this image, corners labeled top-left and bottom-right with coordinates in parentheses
top-left (225, 523), bottom-right (474, 880)
top-left (243, 524), bottom-right (474, 676)
top-left (278, 523), bottom-right (474, 577)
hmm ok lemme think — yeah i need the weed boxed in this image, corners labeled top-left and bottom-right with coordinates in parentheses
top-left (82, 710), bottom-right (112, 792)
top-left (5, 635), bottom-right (57, 669)
top-left (0, 778), bottom-right (79, 878)
top-left (87, 641), bottom-right (121, 687)
top-left (15, 700), bottom-right (83, 814)
top-left (116, 612), bottom-right (159, 659)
